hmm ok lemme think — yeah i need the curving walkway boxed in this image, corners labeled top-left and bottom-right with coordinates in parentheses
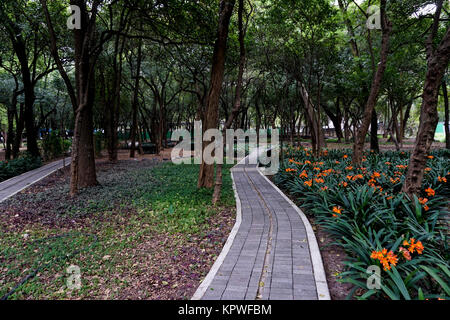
top-left (0, 157), bottom-right (71, 203)
top-left (192, 152), bottom-right (330, 300)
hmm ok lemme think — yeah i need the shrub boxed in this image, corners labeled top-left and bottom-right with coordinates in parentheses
top-left (274, 146), bottom-right (450, 300)
top-left (0, 154), bottom-right (42, 182)
top-left (41, 131), bottom-right (71, 161)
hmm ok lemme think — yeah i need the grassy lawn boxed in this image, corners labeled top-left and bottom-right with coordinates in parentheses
top-left (0, 160), bottom-right (235, 300)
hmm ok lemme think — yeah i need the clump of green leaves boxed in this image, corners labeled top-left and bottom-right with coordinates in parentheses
top-left (0, 153), bottom-right (42, 182)
top-left (275, 146), bottom-right (449, 300)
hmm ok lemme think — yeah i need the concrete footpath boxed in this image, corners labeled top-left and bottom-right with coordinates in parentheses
top-left (192, 152), bottom-right (330, 300)
top-left (0, 157), bottom-right (71, 203)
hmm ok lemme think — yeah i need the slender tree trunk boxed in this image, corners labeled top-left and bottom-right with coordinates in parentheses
top-left (130, 39), bottom-right (143, 158)
top-left (6, 87), bottom-right (20, 160)
top-left (352, 0), bottom-right (391, 165)
top-left (401, 101), bottom-right (413, 140)
top-left (370, 109), bottom-right (380, 153)
top-left (12, 103), bottom-right (24, 158)
top-left (198, 0), bottom-right (235, 189)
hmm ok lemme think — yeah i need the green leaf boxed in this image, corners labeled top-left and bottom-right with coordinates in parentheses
top-left (421, 266), bottom-right (450, 296)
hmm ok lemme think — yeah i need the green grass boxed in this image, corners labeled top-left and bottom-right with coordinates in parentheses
top-left (0, 162), bottom-right (235, 299)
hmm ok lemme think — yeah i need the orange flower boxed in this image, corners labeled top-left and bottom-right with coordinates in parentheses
top-left (343, 155), bottom-right (348, 159)
top-left (418, 197), bottom-right (428, 205)
top-left (304, 160), bottom-right (311, 165)
top-left (346, 175), bottom-right (353, 180)
top-left (385, 162), bottom-right (391, 165)
top-left (425, 187), bottom-right (435, 197)
top-left (390, 177), bottom-right (400, 184)
top-left (371, 172), bottom-right (381, 179)
top-left (321, 186), bottom-right (328, 191)
top-left (427, 155), bottom-right (434, 159)
top-left (437, 176), bottom-right (447, 183)
top-left (371, 248), bottom-right (398, 271)
top-left (425, 167), bottom-right (432, 172)
top-left (335, 160), bottom-right (340, 164)
top-left (403, 238), bottom-right (424, 255)
top-left (285, 168), bottom-right (297, 172)
top-left (299, 170), bottom-right (308, 179)
top-left (386, 196), bottom-right (393, 200)
top-left (345, 166), bottom-right (353, 170)
top-left (399, 247), bottom-right (411, 260)
top-left (331, 206), bottom-right (343, 218)
top-left (314, 178), bottom-right (324, 184)
top-left (332, 206), bottom-right (342, 214)
top-left (339, 181), bottom-right (348, 187)
top-left (304, 180), bottom-right (313, 187)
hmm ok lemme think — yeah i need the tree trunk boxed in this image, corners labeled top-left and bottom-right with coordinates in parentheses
top-left (403, 24), bottom-right (450, 196)
top-left (443, 79), bottom-right (450, 149)
top-left (198, 0), bottom-right (235, 189)
top-left (213, 0), bottom-right (245, 204)
top-left (130, 39), bottom-right (143, 158)
top-left (12, 103), bottom-right (24, 158)
top-left (370, 109), bottom-right (380, 153)
top-left (401, 101), bottom-right (413, 140)
top-left (352, 0), bottom-right (391, 165)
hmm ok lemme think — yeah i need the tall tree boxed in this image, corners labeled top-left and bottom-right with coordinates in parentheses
top-left (352, 0), bottom-right (392, 165)
top-left (213, 0), bottom-right (249, 204)
top-left (41, 0), bottom-right (104, 194)
top-left (129, 38), bottom-right (143, 158)
top-left (0, 0), bottom-right (56, 157)
top-left (403, 1), bottom-right (450, 196)
top-left (198, 0), bottom-right (236, 189)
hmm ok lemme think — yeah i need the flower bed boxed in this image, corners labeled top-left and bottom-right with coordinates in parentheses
top-left (274, 146), bottom-right (449, 300)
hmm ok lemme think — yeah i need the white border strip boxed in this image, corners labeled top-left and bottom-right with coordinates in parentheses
top-left (191, 168), bottom-right (243, 300)
top-left (256, 167), bottom-right (331, 300)
top-left (0, 157), bottom-right (71, 203)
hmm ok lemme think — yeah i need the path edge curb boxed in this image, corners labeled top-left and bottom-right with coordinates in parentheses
top-left (191, 168), bottom-right (243, 300)
top-left (256, 166), bottom-right (331, 300)
top-left (0, 157), bottom-right (71, 203)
